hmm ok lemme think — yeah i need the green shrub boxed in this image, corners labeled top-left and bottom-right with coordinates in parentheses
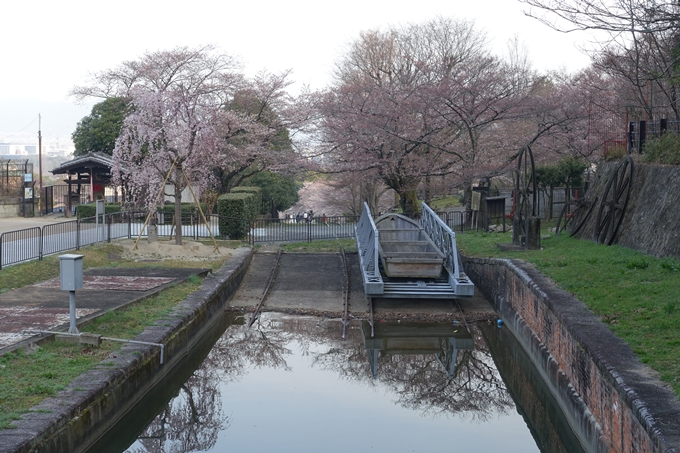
top-left (217, 192), bottom-right (258, 239)
top-left (605, 144), bottom-right (627, 162)
top-left (230, 186), bottom-right (262, 208)
top-left (642, 133), bottom-right (680, 165)
top-left (156, 203), bottom-right (209, 224)
top-left (76, 203), bottom-right (121, 219)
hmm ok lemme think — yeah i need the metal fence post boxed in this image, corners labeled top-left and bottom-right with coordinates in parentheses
top-left (76, 219), bottom-right (81, 251)
top-left (39, 227), bottom-right (43, 261)
top-left (0, 234), bottom-right (3, 270)
top-left (638, 120), bottom-right (646, 153)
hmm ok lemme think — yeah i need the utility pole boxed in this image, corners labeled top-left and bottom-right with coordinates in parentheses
top-left (38, 114), bottom-right (43, 215)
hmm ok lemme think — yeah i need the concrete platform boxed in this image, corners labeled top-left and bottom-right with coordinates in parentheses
top-left (0, 267), bottom-right (209, 353)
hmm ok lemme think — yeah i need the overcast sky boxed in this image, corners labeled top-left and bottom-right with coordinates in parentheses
top-left (1, 0), bottom-right (594, 139)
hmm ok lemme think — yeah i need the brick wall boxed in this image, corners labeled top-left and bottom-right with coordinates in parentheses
top-left (463, 256), bottom-right (680, 453)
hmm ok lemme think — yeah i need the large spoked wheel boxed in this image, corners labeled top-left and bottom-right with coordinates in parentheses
top-left (555, 197), bottom-right (597, 237)
top-left (513, 146), bottom-right (537, 247)
top-left (594, 156), bottom-right (634, 245)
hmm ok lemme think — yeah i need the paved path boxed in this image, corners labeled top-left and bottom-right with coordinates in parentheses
top-left (0, 214), bottom-right (71, 235)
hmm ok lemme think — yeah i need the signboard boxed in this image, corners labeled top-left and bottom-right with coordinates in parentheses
top-left (471, 191), bottom-right (481, 211)
top-left (24, 173), bottom-right (32, 183)
top-left (24, 187), bottom-right (33, 200)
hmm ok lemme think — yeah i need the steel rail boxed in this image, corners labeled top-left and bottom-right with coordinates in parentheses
top-left (367, 297), bottom-right (375, 338)
top-left (247, 249), bottom-right (282, 330)
top-left (454, 299), bottom-right (472, 335)
top-left (21, 329), bottom-right (165, 364)
top-left (340, 247), bottom-right (350, 339)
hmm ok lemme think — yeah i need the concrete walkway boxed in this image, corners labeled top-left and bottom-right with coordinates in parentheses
top-left (0, 214), bottom-right (71, 235)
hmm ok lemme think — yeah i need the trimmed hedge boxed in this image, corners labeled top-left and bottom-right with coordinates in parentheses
top-left (76, 203), bottom-right (122, 219)
top-left (230, 186), bottom-right (262, 210)
top-left (156, 203), bottom-right (209, 224)
top-left (217, 192), bottom-right (259, 240)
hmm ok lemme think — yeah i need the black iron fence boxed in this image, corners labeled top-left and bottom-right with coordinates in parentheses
top-left (628, 118), bottom-right (680, 153)
top-left (434, 210), bottom-right (478, 232)
top-left (40, 184), bottom-right (91, 216)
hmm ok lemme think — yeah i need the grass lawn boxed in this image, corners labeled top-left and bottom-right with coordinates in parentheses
top-left (0, 242), bottom-right (233, 429)
top-left (456, 225), bottom-right (680, 398)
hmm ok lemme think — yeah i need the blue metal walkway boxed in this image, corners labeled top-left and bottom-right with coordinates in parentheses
top-left (355, 202), bottom-right (475, 299)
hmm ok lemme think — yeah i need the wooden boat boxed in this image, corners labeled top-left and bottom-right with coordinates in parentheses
top-left (375, 213), bottom-right (445, 278)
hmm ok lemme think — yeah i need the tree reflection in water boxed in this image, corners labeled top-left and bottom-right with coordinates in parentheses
top-left (127, 313), bottom-right (514, 452)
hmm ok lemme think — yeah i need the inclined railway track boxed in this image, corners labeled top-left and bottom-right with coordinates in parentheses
top-left (247, 249), bottom-right (283, 330)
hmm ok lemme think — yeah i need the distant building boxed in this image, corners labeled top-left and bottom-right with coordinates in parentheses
top-left (0, 142), bottom-right (38, 155)
top-left (0, 141), bottom-right (72, 157)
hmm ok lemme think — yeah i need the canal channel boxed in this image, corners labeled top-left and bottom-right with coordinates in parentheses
top-left (85, 310), bottom-right (586, 453)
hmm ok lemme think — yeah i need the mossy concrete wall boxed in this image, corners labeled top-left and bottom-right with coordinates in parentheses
top-left (463, 256), bottom-right (680, 453)
top-left (0, 247), bottom-right (253, 453)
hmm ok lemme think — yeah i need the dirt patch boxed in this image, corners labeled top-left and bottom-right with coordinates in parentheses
top-left (118, 239), bottom-right (231, 262)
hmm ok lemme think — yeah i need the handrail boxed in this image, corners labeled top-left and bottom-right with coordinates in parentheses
top-left (420, 202), bottom-right (462, 279)
top-left (355, 202), bottom-right (383, 295)
top-left (421, 201), bottom-right (475, 296)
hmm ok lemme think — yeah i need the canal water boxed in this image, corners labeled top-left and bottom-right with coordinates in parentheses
top-left (86, 312), bottom-right (586, 453)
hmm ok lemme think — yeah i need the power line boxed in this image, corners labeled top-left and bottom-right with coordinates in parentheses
top-left (1, 115), bottom-right (40, 141)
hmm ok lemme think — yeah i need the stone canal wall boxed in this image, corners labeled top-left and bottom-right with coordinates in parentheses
top-left (463, 256), bottom-right (680, 453)
top-left (0, 247), bottom-right (253, 453)
top-left (575, 162), bottom-right (680, 260)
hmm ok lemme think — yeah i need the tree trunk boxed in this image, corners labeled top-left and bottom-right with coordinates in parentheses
top-left (400, 190), bottom-right (419, 218)
top-left (424, 174), bottom-right (431, 205)
top-left (175, 164), bottom-right (183, 245)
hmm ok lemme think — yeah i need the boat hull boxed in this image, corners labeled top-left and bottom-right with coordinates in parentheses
top-left (376, 214), bottom-right (445, 278)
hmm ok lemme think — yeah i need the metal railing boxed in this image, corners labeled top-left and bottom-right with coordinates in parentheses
top-left (0, 227), bottom-right (42, 268)
top-left (421, 202), bottom-right (475, 296)
top-left (434, 210), bottom-right (477, 232)
top-left (0, 210), bottom-right (364, 269)
top-left (42, 220), bottom-right (79, 256)
top-left (249, 215), bottom-right (358, 244)
top-left (355, 203), bottom-right (383, 295)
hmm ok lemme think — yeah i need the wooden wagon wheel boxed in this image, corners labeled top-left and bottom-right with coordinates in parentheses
top-left (513, 146), bottom-right (537, 247)
top-left (555, 196), bottom-right (597, 237)
top-left (594, 156), bottom-right (634, 245)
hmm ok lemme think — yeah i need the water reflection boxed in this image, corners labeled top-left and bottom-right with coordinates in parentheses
top-left (361, 320), bottom-right (475, 379)
top-left (121, 314), bottom-right (538, 453)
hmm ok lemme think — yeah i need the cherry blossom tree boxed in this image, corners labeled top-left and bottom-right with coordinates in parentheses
top-left (72, 47), bottom-right (310, 243)
top-left (318, 18), bottom-right (548, 215)
top-left (520, 0), bottom-right (680, 120)
top-left (73, 45), bottom-right (245, 244)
